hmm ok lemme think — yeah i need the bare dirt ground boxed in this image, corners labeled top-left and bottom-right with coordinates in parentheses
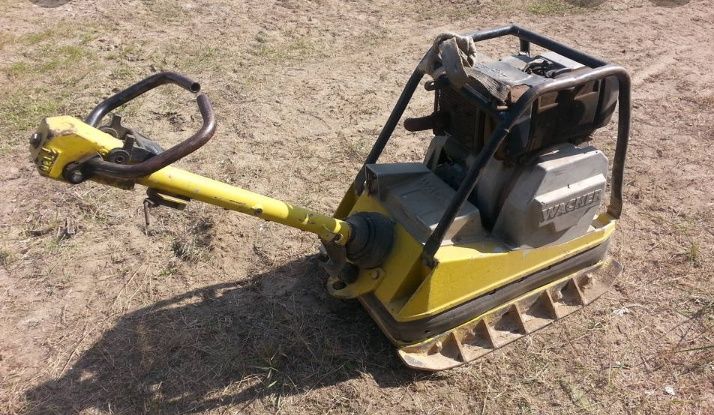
top-left (0, 0), bottom-right (712, 413)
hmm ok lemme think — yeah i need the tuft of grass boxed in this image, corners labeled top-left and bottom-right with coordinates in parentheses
top-left (109, 64), bottom-right (140, 81)
top-left (0, 248), bottom-right (12, 266)
top-left (559, 379), bottom-right (596, 412)
top-left (0, 32), bottom-right (16, 50)
top-left (106, 42), bottom-right (145, 64)
top-left (158, 261), bottom-right (180, 278)
top-left (36, 44), bottom-right (96, 73)
top-left (144, 0), bottom-right (189, 23)
top-left (0, 90), bottom-right (63, 147)
top-left (342, 132), bottom-right (377, 162)
top-left (0, 36), bottom-right (98, 142)
top-left (251, 37), bottom-right (326, 64)
top-left (2, 42), bottom-right (97, 93)
top-left (0, 91), bottom-right (62, 131)
top-left (567, 0), bottom-right (607, 7)
top-left (651, 0), bottom-right (691, 6)
top-left (171, 217), bottom-right (215, 262)
top-left (22, 29), bottom-right (56, 45)
top-left (181, 46), bottom-right (222, 73)
top-left (255, 30), bottom-right (269, 44)
top-left (5, 61), bottom-right (32, 78)
top-left (171, 239), bottom-right (198, 262)
top-left (516, 398), bottom-right (536, 415)
top-left (2, 21), bottom-right (98, 87)
top-left (527, 0), bottom-right (578, 15)
top-left (687, 240), bottom-right (701, 267)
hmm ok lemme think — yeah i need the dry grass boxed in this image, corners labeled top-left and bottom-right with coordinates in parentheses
top-left (0, 0), bottom-right (713, 414)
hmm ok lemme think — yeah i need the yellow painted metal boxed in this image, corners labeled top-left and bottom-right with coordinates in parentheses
top-left (31, 116), bottom-right (351, 244)
top-left (331, 195), bottom-right (428, 300)
top-left (139, 168), bottom-right (350, 243)
top-left (397, 258), bottom-right (622, 369)
top-left (328, 194), bottom-right (423, 299)
top-left (343, 192), bottom-right (616, 323)
top-left (396, 214), bottom-right (616, 320)
top-left (333, 183), bottom-right (357, 219)
top-left (32, 116), bottom-right (124, 179)
top-left (327, 267), bottom-right (384, 299)
top-left (33, 115), bottom-right (617, 330)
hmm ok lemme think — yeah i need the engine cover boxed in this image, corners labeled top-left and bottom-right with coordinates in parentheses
top-left (481, 143), bottom-right (608, 248)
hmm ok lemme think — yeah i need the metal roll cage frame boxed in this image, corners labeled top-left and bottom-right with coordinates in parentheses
top-left (353, 25), bottom-right (632, 261)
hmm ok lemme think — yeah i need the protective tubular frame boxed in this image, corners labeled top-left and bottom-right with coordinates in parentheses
top-left (349, 25), bottom-right (632, 262)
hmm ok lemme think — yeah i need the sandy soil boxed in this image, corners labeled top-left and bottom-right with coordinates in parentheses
top-left (0, 0), bottom-right (712, 413)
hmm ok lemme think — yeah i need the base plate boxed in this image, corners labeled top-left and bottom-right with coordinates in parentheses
top-left (396, 258), bottom-right (621, 371)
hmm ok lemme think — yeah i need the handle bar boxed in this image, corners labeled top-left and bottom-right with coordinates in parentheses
top-left (85, 72), bottom-right (201, 127)
top-left (82, 72), bottom-right (216, 179)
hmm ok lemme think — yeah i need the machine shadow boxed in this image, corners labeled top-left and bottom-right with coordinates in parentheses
top-left (25, 256), bottom-right (425, 414)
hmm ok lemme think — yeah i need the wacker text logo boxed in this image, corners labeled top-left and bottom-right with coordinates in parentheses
top-left (540, 189), bottom-right (601, 222)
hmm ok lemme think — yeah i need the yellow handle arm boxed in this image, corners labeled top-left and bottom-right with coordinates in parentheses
top-left (30, 116), bottom-right (351, 244)
top-left (138, 166), bottom-right (350, 243)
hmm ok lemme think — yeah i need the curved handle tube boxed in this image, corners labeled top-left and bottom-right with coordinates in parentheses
top-left (86, 93), bottom-right (216, 179)
top-left (85, 72), bottom-right (201, 127)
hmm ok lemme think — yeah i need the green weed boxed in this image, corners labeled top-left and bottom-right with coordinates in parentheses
top-left (687, 240), bottom-right (701, 267)
top-left (527, 0), bottom-right (578, 15)
top-left (22, 29), bottom-right (56, 45)
top-left (0, 248), bottom-right (12, 266)
top-left (251, 37), bottom-right (325, 64)
top-left (0, 91), bottom-right (61, 133)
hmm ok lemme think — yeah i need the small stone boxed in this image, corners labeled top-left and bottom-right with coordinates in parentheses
top-left (613, 307), bottom-right (631, 316)
top-left (664, 385), bottom-right (676, 396)
top-left (2, 167), bottom-right (20, 181)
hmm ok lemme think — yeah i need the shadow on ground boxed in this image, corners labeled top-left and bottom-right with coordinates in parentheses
top-left (25, 256), bottom-right (425, 414)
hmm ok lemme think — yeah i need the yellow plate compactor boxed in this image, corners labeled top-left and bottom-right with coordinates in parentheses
top-left (29, 26), bottom-right (630, 370)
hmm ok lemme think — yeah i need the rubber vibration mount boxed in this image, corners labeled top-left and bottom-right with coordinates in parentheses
top-left (344, 212), bottom-right (394, 269)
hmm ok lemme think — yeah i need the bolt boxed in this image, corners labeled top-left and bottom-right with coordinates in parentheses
top-left (29, 132), bottom-right (42, 148)
top-left (107, 149), bottom-right (130, 164)
top-left (338, 263), bottom-right (359, 284)
top-left (63, 163), bottom-right (86, 184)
top-left (369, 269), bottom-right (381, 280)
top-left (67, 169), bottom-right (84, 184)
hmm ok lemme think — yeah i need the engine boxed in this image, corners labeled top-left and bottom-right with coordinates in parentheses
top-left (367, 48), bottom-right (619, 249)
